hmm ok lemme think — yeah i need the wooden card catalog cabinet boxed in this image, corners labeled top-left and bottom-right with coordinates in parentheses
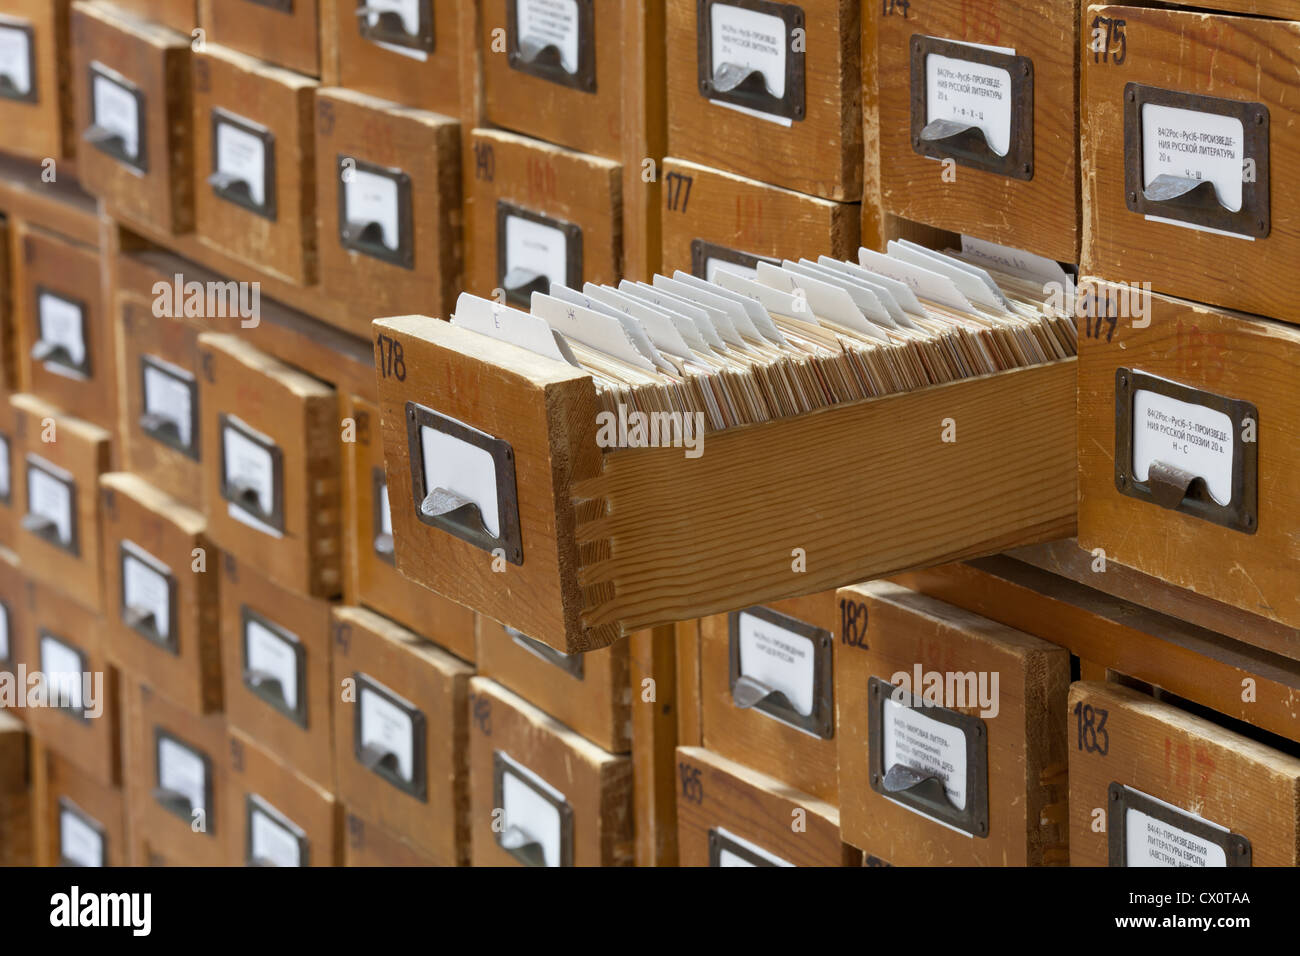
top-left (198, 0), bottom-right (320, 77)
top-left (0, 711), bottom-right (32, 865)
top-left (343, 811), bottom-right (438, 867)
top-left (32, 743), bottom-right (127, 866)
top-left (0, 0), bottom-right (73, 163)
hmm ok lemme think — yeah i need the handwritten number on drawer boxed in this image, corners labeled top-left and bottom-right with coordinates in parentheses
top-left (839, 598), bottom-right (869, 650)
top-left (473, 142), bottom-right (495, 183)
top-left (472, 694), bottom-right (492, 736)
top-left (1084, 312), bottom-right (1117, 344)
top-left (375, 333), bottom-right (407, 381)
top-left (882, 0), bottom-right (910, 16)
top-left (1091, 16), bottom-right (1127, 66)
top-left (665, 172), bottom-right (693, 214)
top-left (1074, 702), bottom-right (1110, 755)
top-left (678, 762), bottom-right (703, 804)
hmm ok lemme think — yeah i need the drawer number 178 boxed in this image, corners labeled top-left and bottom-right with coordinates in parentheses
top-left (375, 333), bottom-right (407, 381)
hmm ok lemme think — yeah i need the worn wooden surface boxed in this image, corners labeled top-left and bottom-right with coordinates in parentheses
top-left (0, 0), bottom-right (72, 163)
top-left (1082, 5), bottom-right (1300, 322)
top-left (331, 604), bottom-right (473, 865)
top-left (1069, 681), bottom-right (1300, 866)
top-left (876, 0), bottom-right (1080, 263)
top-left (219, 551), bottom-right (335, 789)
top-left (0, 711), bottom-right (31, 865)
top-left (667, 0), bottom-right (861, 200)
top-left (468, 677), bottom-right (633, 866)
top-left (191, 43), bottom-right (317, 284)
top-left (343, 810), bottom-right (438, 866)
top-left (31, 741), bottom-right (127, 866)
top-left (1078, 282), bottom-right (1300, 635)
top-left (837, 581), bottom-right (1070, 865)
top-left (71, 1), bottom-right (194, 234)
top-left (0, 154), bottom-right (99, 249)
top-left (660, 158), bottom-right (860, 276)
top-left (0, 548), bottom-right (29, 724)
top-left (100, 472), bottom-right (221, 715)
top-left (699, 591), bottom-right (840, 804)
top-left (0, 401), bottom-right (17, 549)
top-left (113, 0), bottom-right (197, 33)
top-left (314, 88), bottom-right (463, 335)
top-left (199, 0), bottom-right (319, 76)
top-left (674, 617), bottom-right (701, 747)
top-left (197, 333), bottom-right (342, 599)
top-left (11, 393), bottom-right (112, 614)
top-left (893, 556), bottom-right (1300, 745)
top-left (629, 624), bottom-right (678, 865)
top-left (675, 746), bottom-right (855, 866)
top-left (859, 0), bottom-right (883, 252)
top-left (226, 726), bottom-right (344, 867)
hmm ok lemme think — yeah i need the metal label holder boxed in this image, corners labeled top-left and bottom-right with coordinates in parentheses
top-left (493, 751), bottom-right (574, 867)
top-left (152, 727), bottom-right (214, 834)
top-left (727, 605), bottom-right (833, 739)
top-left (495, 200), bottom-right (583, 308)
top-left (690, 239), bottom-right (780, 280)
top-left (1124, 83), bottom-right (1269, 238)
top-left (353, 672), bottom-right (428, 802)
top-left (245, 793), bottom-right (310, 868)
top-left (120, 540), bottom-right (179, 656)
top-left (707, 829), bottom-right (782, 867)
top-left (506, 0), bottom-right (596, 93)
top-left (57, 797), bottom-right (106, 868)
top-left (248, 0), bottom-right (294, 10)
top-left (910, 35), bottom-right (1033, 180)
top-left (241, 606), bottom-right (308, 728)
top-left (218, 413), bottom-right (286, 534)
top-left (40, 630), bottom-right (90, 723)
top-left (405, 401), bottom-right (523, 566)
top-left (33, 285), bottom-right (91, 380)
top-left (0, 434), bottom-right (10, 507)
top-left (337, 155), bottom-right (414, 270)
top-left (138, 354), bottom-right (200, 460)
top-left (84, 61), bottom-right (146, 173)
top-left (356, 0), bottom-right (434, 53)
top-left (1108, 783), bottom-right (1251, 867)
top-left (23, 454), bottom-right (79, 557)
top-left (370, 465), bottom-right (395, 564)
top-left (1114, 368), bottom-right (1258, 534)
top-left (867, 675), bottom-right (990, 838)
top-left (0, 599), bottom-right (11, 667)
top-left (697, 0), bottom-right (805, 122)
top-left (0, 17), bottom-right (37, 104)
top-left (506, 625), bottom-right (584, 679)
top-left (208, 108), bottom-right (278, 221)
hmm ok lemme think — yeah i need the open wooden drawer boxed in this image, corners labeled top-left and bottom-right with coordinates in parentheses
top-left (376, 317), bottom-right (1078, 654)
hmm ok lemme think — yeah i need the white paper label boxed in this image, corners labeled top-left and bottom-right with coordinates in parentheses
top-left (1142, 103), bottom-right (1244, 214)
top-left (359, 684), bottom-right (416, 783)
top-left (27, 461), bottom-right (73, 548)
top-left (0, 25), bottom-right (32, 95)
top-left (1132, 386), bottom-right (1235, 507)
top-left (245, 618), bottom-right (300, 713)
top-left (223, 419), bottom-right (276, 519)
top-left (420, 424), bottom-right (500, 538)
top-left (881, 696), bottom-right (968, 811)
top-left (40, 636), bottom-right (84, 712)
top-left (925, 51), bottom-right (1013, 157)
top-left (250, 802), bottom-right (303, 867)
top-left (379, 481), bottom-right (393, 537)
top-left (0, 602), bottom-right (9, 661)
top-left (709, 4), bottom-right (790, 125)
top-left (343, 166), bottom-right (402, 251)
top-left (518, 0), bottom-right (581, 74)
top-left (504, 215), bottom-right (568, 293)
top-left (500, 755), bottom-right (566, 868)
top-left (1125, 806), bottom-right (1228, 868)
top-left (0, 434), bottom-right (10, 500)
top-left (215, 118), bottom-right (268, 207)
top-left (157, 737), bottom-right (207, 815)
top-left (37, 292), bottom-right (87, 370)
top-left (60, 807), bottom-right (104, 867)
top-left (122, 544), bottom-right (171, 641)
top-left (736, 611), bottom-right (815, 718)
top-left (92, 72), bottom-right (139, 159)
top-left (142, 359), bottom-right (194, 449)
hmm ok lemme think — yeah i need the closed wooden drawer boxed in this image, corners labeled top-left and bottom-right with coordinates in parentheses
top-left (326, 0), bottom-right (461, 116)
top-left (875, 0), bottom-right (1080, 263)
top-left (466, 128), bottom-right (622, 303)
top-left (0, 401), bottom-right (18, 549)
top-left (375, 318), bottom-right (1076, 654)
top-left (123, 677), bottom-right (233, 866)
top-left (226, 726), bottom-right (344, 867)
top-left (836, 581), bottom-right (1070, 865)
top-left (0, 214), bottom-right (14, 394)
top-left (192, 43), bottom-right (317, 284)
top-left (12, 394), bottom-right (112, 614)
top-left (0, 547), bottom-right (27, 723)
top-left (698, 591), bottom-right (838, 803)
top-left (16, 225), bottom-right (115, 433)
top-left (22, 576), bottom-right (121, 789)
top-left (100, 472), bottom-right (221, 715)
top-left (468, 677), bottom-right (633, 866)
top-left (114, 0), bottom-right (197, 33)
top-left (0, 0), bottom-right (74, 163)
top-left (661, 158), bottom-right (860, 278)
top-left (197, 333), bottom-right (342, 599)
top-left (476, 616), bottom-right (630, 753)
top-left (1069, 681), bottom-right (1300, 867)
top-left (1082, 4), bottom-right (1300, 323)
top-left (340, 392), bottom-right (476, 662)
top-left (199, 0), bottom-right (320, 77)
top-left (0, 710), bottom-right (32, 865)
top-left (220, 551), bottom-right (334, 787)
top-left (71, 0), bottom-right (193, 234)
top-left (314, 88), bottom-right (462, 337)
top-left (675, 746), bottom-right (856, 866)
top-left (1077, 282), bottom-right (1300, 633)
top-left (667, 0), bottom-right (861, 200)
top-left (343, 810), bottom-right (438, 866)
top-left (32, 741), bottom-right (127, 866)
top-left (332, 605), bottom-right (473, 865)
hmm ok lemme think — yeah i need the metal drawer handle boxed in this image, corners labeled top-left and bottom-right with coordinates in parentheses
top-left (82, 124), bottom-right (124, 150)
top-left (123, 605), bottom-right (158, 634)
top-left (420, 488), bottom-right (494, 540)
top-left (207, 170), bottom-right (253, 202)
top-left (31, 339), bottom-right (73, 365)
top-left (732, 675), bottom-right (794, 713)
top-left (228, 479), bottom-right (268, 517)
top-left (711, 62), bottom-right (774, 98)
top-left (500, 825), bottom-right (546, 867)
top-left (21, 513), bottom-right (57, 539)
top-left (1145, 459), bottom-right (1201, 511)
top-left (1142, 174), bottom-right (1231, 213)
top-left (243, 668), bottom-right (286, 705)
top-left (355, 6), bottom-right (414, 41)
top-left (920, 118), bottom-right (999, 162)
top-left (138, 412), bottom-right (181, 442)
top-left (358, 742), bottom-right (401, 776)
top-left (502, 267), bottom-right (549, 301)
top-left (881, 763), bottom-right (958, 811)
top-left (151, 787), bottom-right (193, 817)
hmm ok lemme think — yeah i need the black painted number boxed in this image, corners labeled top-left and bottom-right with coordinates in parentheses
top-left (473, 142), bottom-right (495, 182)
top-left (882, 0), bottom-right (910, 16)
top-left (665, 171), bottom-right (693, 213)
top-left (1074, 702), bottom-right (1110, 755)
top-left (678, 762), bottom-right (703, 804)
top-left (840, 598), bottom-right (868, 650)
top-left (375, 333), bottom-right (407, 381)
top-left (1091, 16), bottom-right (1127, 65)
